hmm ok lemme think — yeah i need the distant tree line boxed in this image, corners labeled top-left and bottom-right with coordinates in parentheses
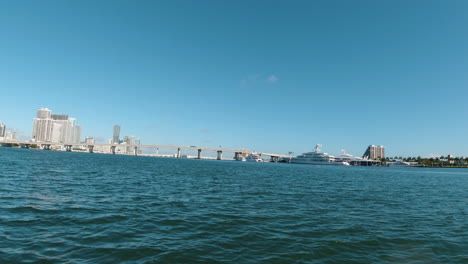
top-left (383, 156), bottom-right (468, 167)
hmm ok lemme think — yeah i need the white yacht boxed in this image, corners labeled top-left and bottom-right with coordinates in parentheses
top-left (246, 152), bottom-right (263, 162)
top-left (388, 161), bottom-right (414, 167)
top-left (290, 144), bottom-right (349, 166)
top-left (238, 156), bottom-right (247, 162)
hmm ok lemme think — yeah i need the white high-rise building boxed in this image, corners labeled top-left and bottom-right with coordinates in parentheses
top-left (362, 145), bottom-right (385, 160)
top-left (32, 108), bottom-right (82, 143)
top-left (32, 117), bottom-right (53, 142)
top-left (51, 119), bottom-right (74, 143)
top-left (51, 122), bottom-right (63, 142)
top-left (73, 126), bottom-right (82, 143)
top-left (113, 125), bottom-right (120, 143)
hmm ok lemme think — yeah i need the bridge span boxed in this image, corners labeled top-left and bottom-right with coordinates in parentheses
top-left (0, 140), bottom-right (291, 161)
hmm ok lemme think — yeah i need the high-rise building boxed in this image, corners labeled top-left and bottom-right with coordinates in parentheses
top-left (32, 108), bottom-right (82, 143)
top-left (50, 117), bottom-right (73, 143)
top-left (32, 117), bottom-right (53, 142)
top-left (363, 145), bottom-right (385, 160)
top-left (113, 125), bottom-right (120, 143)
top-left (0, 121), bottom-right (6, 137)
top-left (32, 108), bottom-right (53, 142)
top-left (73, 125), bottom-right (82, 143)
top-left (50, 121), bottom-right (63, 142)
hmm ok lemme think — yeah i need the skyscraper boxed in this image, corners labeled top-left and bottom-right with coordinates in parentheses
top-left (32, 108), bottom-right (53, 142)
top-left (113, 125), bottom-right (120, 143)
top-left (362, 145), bottom-right (385, 160)
top-left (50, 114), bottom-right (73, 143)
top-left (73, 125), bottom-right (82, 143)
top-left (0, 121), bottom-right (6, 137)
top-left (32, 117), bottom-right (53, 142)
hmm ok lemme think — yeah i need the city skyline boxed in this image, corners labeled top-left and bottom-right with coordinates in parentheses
top-left (1, 1), bottom-right (468, 157)
top-left (0, 106), bottom-right (455, 159)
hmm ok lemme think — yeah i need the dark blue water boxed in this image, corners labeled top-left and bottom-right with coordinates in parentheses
top-left (0, 147), bottom-right (467, 263)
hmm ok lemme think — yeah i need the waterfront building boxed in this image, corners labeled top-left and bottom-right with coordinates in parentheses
top-left (32, 108), bottom-right (82, 143)
top-left (32, 117), bottom-right (53, 142)
top-left (84, 137), bottom-right (95, 144)
top-left (50, 121), bottom-right (63, 142)
top-left (362, 145), bottom-right (385, 160)
top-left (73, 126), bottom-right (82, 143)
top-left (51, 115), bottom-right (75, 143)
top-left (113, 125), bottom-right (120, 143)
top-left (0, 121), bottom-right (5, 137)
top-left (126, 136), bottom-right (136, 154)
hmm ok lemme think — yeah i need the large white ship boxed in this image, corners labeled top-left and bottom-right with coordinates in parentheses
top-left (290, 144), bottom-right (349, 166)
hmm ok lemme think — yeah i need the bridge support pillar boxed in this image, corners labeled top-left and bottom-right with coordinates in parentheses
top-left (156, 148), bottom-right (159, 156)
top-left (65, 145), bottom-right (72, 152)
top-left (234, 152), bottom-right (241, 161)
top-left (111, 146), bottom-right (116, 155)
top-left (197, 149), bottom-right (202, 159)
top-left (270, 156), bottom-right (279, 162)
top-left (177, 148), bottom-right (181, 158)
top-left (134, 146), bottom-right (138, 156)
top-left (88, 145), bottom-right (94, 153)
top-left (217, 150), bottom-right (222, 160)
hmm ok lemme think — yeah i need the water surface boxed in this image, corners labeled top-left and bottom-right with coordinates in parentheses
top-left (0, 147), bottom-right (467, 263)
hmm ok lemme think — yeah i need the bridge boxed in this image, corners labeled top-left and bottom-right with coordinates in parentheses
top-left (0, 140), bottom-right (291, 161)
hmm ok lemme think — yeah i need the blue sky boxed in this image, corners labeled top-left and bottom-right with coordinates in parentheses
top-left (1, 0), bottom-right (468, 157)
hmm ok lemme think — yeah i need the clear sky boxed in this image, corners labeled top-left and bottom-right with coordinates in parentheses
top-left (1, 0), bottom-right (468, 157)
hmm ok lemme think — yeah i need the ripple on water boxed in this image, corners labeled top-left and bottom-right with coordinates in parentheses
top-left (0, 148), bottom-right (467, 263)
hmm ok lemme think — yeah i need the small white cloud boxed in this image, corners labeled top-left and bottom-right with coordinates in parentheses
top-left (266, 75), bottom-right (278, 84)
